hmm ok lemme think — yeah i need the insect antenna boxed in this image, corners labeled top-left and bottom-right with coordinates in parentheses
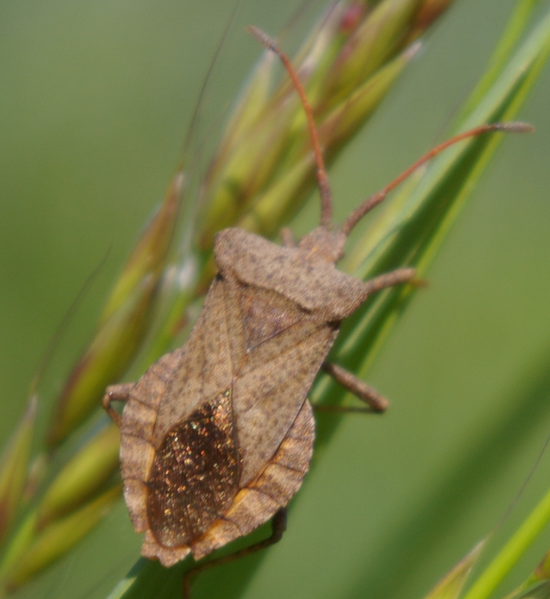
top-left (246, 27), bottom-right (533, 241)
top-left (340, 121), bottom-right (534, 235)
top-left (247, 25), bottom-right (334, 227)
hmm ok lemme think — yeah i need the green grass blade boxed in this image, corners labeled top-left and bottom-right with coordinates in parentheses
top-left (463, 486), bottom-right (550, 599)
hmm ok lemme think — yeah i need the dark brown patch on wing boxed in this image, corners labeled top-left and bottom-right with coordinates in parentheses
top-left (147, 390), bottom-right (241, 548)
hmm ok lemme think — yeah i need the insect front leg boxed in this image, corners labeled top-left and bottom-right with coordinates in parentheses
top-left (101, 383), bottom-right (134, 427)
top-left (280, 226), bottom-right (296, 247)
top-left (320, 362), bottom-right (388, 412)
top-left (361, 267), bottom-right (416, 296)
top-left (182, 509), bottom-right (288, 599)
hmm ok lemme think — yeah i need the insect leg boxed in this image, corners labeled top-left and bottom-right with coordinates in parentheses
top-left (362, 267), bottom-right (416, 296)
top-left (280, 227), bottom-right (296, 247)
top-left (320, 264), bottom-right (415, 411)
top-left (319, 362), bottom-right (388, 412)
top-left (182, 508), bottom-right (287, 599)
top-left (101, 383), bottom-right (134, 427)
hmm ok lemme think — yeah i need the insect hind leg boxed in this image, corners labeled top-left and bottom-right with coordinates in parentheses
top-left (183, 509), bottom-right (287, 599)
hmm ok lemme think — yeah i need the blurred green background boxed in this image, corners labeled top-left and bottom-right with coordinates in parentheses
top-left (0, 1), bottom-right (549, 599)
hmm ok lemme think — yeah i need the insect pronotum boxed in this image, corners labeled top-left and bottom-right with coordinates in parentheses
top-left (103, 24), bottom-right (531, 598)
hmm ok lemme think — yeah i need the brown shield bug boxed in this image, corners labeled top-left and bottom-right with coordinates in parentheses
top-left (103, 25), bottom-right (531, 597)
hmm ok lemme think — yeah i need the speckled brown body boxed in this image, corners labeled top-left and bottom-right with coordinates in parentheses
top-left (102, 27), bottom-right (424, 575)
top-left (110, 225), bottom-right (388, 567)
